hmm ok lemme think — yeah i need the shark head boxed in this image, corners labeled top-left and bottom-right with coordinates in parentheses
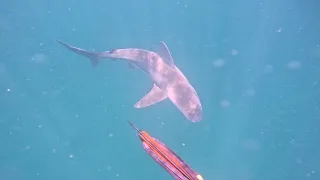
top-left (185, 102), bottom-right (203, 122)
top-left (166, 81), bottom-right (203, 122)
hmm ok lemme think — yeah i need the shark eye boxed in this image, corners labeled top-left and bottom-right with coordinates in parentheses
top-left (109, 48), bottom-right (116, 53)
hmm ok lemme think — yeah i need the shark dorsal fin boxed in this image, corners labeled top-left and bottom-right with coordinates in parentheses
top-left (154, 41), bottom-right (175, 67)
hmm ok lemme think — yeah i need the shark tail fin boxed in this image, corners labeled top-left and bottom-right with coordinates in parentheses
top-left (56, 40), bottom-right (100, 68)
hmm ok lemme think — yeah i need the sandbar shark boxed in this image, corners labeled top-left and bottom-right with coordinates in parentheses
top-left (57, 40), bottom-right (203, 122)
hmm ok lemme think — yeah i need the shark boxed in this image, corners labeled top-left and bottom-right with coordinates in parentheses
top-left (57, 40), bottom-right (203, 122)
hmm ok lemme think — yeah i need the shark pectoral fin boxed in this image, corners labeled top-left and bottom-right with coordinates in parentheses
top-left (153, 41), bottom-right (175, 67)
top-left (134, 84), bottom-right (168, 108)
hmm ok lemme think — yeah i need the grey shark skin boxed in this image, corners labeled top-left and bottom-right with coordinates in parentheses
top-left (57, 40), bottom-right (203, 122)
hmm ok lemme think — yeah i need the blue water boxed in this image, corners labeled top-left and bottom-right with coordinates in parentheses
top-left (1, 0), bottom-right (320, 179)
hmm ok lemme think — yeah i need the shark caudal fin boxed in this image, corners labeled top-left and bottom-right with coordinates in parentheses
top-left (134, 84), bottom-right (168, 108)
top-left (56, 40), bottom-right (100, 67)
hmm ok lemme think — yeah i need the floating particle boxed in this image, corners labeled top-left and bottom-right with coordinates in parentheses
top-left (243, 138), bottom-right (260, 152)
top-left (276, 28), bottom-right (282, 33)
top-left (0, 62), bottom-right (6, 74)
top-left (231, 49), bottom-right (238, 56)
top-left (295, 158), bottom-right (302, 164)
top-left (312, 46), bottom-right (320, 58)
top-left (287, 60), bottom-right (301, 70)
top-left (212, 59), bottom-right (225, 68)
top-left (107, 165), bottom-right (112, 171)
top-left (220, 100), bottom-right (230, 108)
top-left (31, 53), bottom-right (47, 64)
top-left (264, 64), bottom-right (274, 74)
top-left (245, 89), bottom-right (256, 96)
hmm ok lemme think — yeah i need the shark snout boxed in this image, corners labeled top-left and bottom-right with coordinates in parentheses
top-left (187, 105), bottom-right (203, 122)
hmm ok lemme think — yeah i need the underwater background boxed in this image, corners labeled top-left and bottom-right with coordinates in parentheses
top-left (1, 0), bottom-right (320, 179)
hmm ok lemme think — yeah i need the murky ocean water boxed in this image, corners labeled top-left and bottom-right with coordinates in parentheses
top-left (1, 0), bottom-right (319, 179)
